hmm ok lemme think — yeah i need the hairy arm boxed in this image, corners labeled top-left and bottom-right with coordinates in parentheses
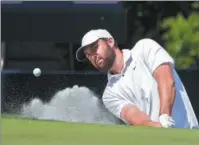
top-left (153, 63), bottom-right (176, 116)
top-left (121, 104), bottom-right (162, 127)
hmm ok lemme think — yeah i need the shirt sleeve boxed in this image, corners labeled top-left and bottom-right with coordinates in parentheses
top-left (135, 38), bottom-right (175, 73)
top-left (102, 88), bottom-right (134, 123)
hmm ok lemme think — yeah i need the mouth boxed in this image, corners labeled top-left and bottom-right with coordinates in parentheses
top-left (96, 58), bottom-right (103, 66)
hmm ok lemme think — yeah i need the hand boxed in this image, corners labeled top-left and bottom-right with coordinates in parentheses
top-left (159, 114), bottom-right (175, 128)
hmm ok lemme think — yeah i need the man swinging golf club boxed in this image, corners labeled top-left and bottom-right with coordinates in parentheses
top-left (76, 29), bottom-right (199, 128)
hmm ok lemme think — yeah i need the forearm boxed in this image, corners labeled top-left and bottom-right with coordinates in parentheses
top-left (128, 114), bottom-right (162, 127)
top-left (158, 79), bottom-right (176, 116)
top-left (153, 63), bottom-right (176, 116)
top-left (142, 120), bottom-right (162, 128)
top-left (121, 104), bottom-right (162, 128)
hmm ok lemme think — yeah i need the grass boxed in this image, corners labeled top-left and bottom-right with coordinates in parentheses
top-left (2, 115), bottom-right (199, 145)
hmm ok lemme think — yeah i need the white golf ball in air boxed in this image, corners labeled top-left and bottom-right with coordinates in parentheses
top-left (33, 68), bottom-right (41, 77)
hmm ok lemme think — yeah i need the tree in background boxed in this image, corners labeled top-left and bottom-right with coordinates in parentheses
top-left (123, 1), bottom-right (198, 69)
top-left (161, 2), bottom-right (199, 69)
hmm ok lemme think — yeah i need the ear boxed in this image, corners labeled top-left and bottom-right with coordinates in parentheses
top-left (107, 38), bottom-right (115, 48)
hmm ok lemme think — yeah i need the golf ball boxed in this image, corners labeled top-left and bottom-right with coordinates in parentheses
top-left (33, 68), bottom-right (41, 77)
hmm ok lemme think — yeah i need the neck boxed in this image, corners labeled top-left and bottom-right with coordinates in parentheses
top-left (109, 49), bottom-right (124, 74)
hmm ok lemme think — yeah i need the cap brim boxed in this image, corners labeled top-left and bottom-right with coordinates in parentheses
top-left (76, 46), bottom-right (86, 62)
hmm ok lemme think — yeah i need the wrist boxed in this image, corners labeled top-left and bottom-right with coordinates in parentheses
top-left (160, 107), bottom-right (172, 116)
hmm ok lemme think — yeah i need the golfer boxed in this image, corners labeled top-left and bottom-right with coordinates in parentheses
top-left (76, 29), bottom-right (199, 129)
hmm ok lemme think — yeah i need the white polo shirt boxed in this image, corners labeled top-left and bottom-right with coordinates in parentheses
top-left (102, 38), bottom-right (199, 129)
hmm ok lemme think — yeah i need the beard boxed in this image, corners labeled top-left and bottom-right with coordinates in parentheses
top-left (97, 47), bottom-right (116, 72)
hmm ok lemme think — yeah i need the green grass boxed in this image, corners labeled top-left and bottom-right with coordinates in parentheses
top-left (2, 115), bottom-right (199, 145)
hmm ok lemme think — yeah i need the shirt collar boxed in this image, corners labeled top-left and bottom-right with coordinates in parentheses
top-left (107, 49), bottom-right (132, 80)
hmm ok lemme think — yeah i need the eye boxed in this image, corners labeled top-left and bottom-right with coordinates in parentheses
top-left (92, 43), bottom-right (98, 51)
top-left (85, 53), bottom-right (89, 58)
top-left (85, 53), bottom-right (93, 60)
top-left (94, 44), bottom-right (98, 49)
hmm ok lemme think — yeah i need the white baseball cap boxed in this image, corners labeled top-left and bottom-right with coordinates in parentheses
top-left (76, 29), bottom-right (113, 61)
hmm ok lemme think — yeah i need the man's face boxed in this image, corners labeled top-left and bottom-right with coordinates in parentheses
top-left (84, 38), bottom-right (116, 72)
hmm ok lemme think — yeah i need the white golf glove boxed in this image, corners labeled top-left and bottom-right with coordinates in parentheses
top-left (159, 114), bottom-right (175, 128)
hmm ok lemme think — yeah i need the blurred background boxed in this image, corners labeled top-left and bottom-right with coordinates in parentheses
top-left (1, 1), bottom-right (199, 123)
